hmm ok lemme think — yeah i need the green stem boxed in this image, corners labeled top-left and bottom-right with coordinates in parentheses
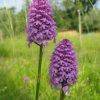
top-left (60, 89), bottom-right (64, 100)
top-left (35, 45), bottom-right (43, 100)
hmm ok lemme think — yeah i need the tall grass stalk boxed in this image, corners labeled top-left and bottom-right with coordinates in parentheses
top-left (4, 1), bottom-right (15, 56)
top-left (78, 9), bottom-right (83, 49)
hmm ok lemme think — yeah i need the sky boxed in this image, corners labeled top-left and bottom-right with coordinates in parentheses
top-left (0, 0), bottom-right (23, 12)
top-left (0, 0), bottom-right (100, 12)
top-left (96, 0), bottom-right (100, 9)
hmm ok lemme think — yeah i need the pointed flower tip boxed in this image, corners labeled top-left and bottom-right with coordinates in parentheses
top-left (49, 39), bottom-right (78, 94)
top-left (63, 86), bottom-right (69, 96)
top-left (26, 0), bottom-right (56, 46)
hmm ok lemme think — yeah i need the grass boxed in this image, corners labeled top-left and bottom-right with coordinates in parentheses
top-left (0, 34), bottom-right (100, 100)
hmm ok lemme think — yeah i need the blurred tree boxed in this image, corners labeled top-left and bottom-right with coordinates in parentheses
top-left (83, 9), bottom-right (100, 32)
top-left (52, 0), bottom-right (97, 31)
top-left (80, 0), bottom-right (97, 12)
top-left (62, 0), bottom-right (97, 30)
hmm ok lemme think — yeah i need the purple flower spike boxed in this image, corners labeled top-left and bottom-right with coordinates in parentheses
top-left (49, 39), bottom-right (78, 95)
top-left (26, 0), bottom-right (56, 46)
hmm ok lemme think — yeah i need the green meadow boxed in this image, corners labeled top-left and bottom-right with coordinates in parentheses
top-left (0, 34), bottom-right (100, 100)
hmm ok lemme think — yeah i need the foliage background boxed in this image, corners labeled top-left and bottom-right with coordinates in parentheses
top-left (0, 0), bottom-right (100, 100)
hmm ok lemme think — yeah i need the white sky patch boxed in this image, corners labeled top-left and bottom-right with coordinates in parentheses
top-left (0, 0), bottom-right (23, 12)
top-left (96, 0), bottom-right (100, 9)
top-left (0, 0), bottom-right (100, 12)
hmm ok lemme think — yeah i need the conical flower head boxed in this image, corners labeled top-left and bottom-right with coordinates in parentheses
top-left (26, 0), bottom-right (56, 46)
top-left (49, 39), bottom-right (78, 95)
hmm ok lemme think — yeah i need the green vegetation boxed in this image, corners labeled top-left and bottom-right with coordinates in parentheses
top-left (0, 0), bottom-right (100, 99)
top-left (0, 34), bottom-right (100, 100)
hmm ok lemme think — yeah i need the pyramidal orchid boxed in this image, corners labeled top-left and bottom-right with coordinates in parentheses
top-left (26, 0), bottom-right (56, 100)
top-left (26, 0), bottom-right (56, 47)
top-left (49, 39), bottom-right (78, 99)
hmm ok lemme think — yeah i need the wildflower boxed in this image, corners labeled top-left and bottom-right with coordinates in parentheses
top-left (26, 0), bottom-right (56, 47)
top-left (49, 39), bottom-right (78, 95)
top-left (24, 77), bottom-right (29, 81)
